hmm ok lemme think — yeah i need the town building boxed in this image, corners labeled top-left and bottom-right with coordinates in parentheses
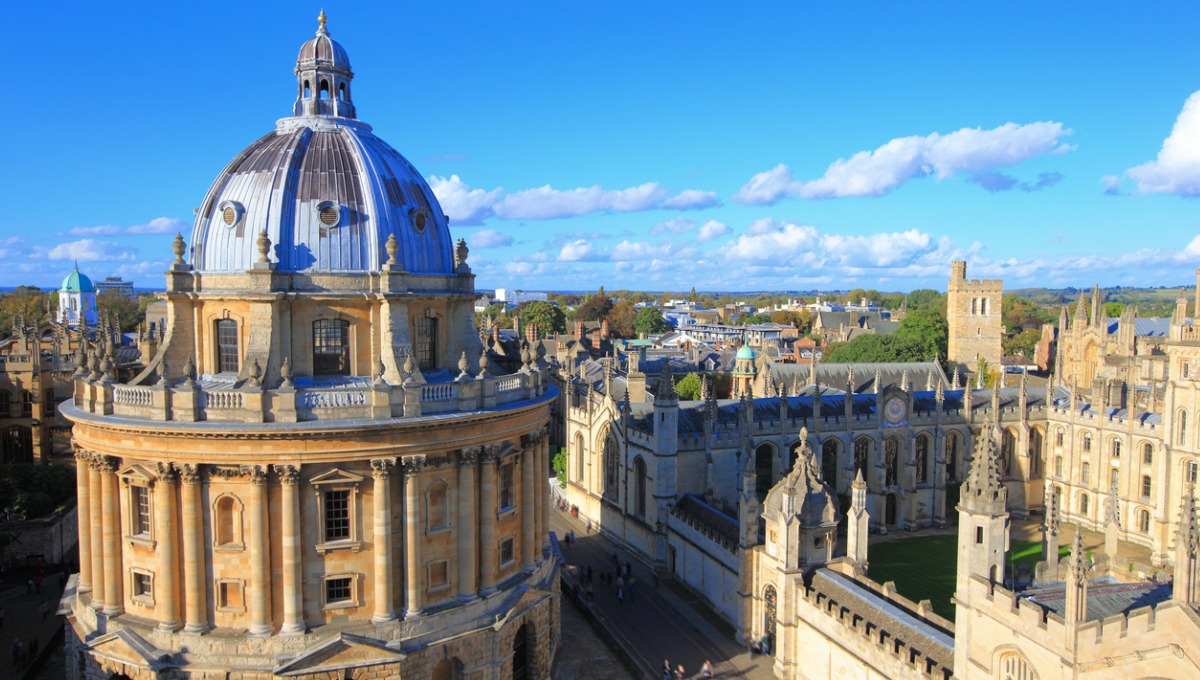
top-left (946, 260), bottom-right (1004, 370)
top-left (58, 263), bottom-right (99, 328)
top-left (94, 276), bottom-right (137, 298)
top-left (562, 259), bottom-right (1200, 678)
top-left (60, 14), bottom-right (558, 679)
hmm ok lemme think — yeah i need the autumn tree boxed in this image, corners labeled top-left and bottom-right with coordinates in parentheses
top-left (606, 301), bottom-right (637, 338)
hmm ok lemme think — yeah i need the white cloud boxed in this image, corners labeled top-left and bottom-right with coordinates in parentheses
top-left (696, 220), bottom-right (730, 243)
top-left (558, 240), bottom-right (602, 262)
top-left (649, 217), bottom-right (695, 236)
top-left (62, 216), bottom-right (188, 237)
top-left (431, 175), bottom-right (720, 223)
top-left (47, 239), bottom-right (138, 262)
top-left (128, 217), bottom-right (187, 234)
top-left (1125, 91), bottom-right (1200, 196)
top-left (494, 182), bottom-right (667, 220)
top-left (724, 219), bottom-right (823, 262)
top-left (733, 122), bottom-right (1073, 204)
top-left (662, 189), bottom-right (721, 210)
top-left (429, 174), bottom-right (502, 226)
top-left (469, 229), bottom-right (513, 248)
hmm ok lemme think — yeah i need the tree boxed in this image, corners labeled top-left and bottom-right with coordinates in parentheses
top-left (0, 286), bottom-right (49, 337)
top-left (894, 307), bottom-right (948, 360)
top-left (1003, 328), bottom-right (1041, 357)
top-left (518, 301), bottom-right (565, 338)
top-left (825, 334), bottom-right (930, 363)
top-left (575, 295), bottom-right (614, 322)
top-left (98, 290), bottom-right (148, 332)
top-left (1102, 301), bottom-right (1125, 318)
top-left (675, 373), bottom-right (702, 400)
top-left (551, 447), bottom-right (567, 488)
top-left (688, 286), bottom-right (698, 303)
top-left (606, 300), bottom-right (637, 338)
top-left (633, 306), bottom-right (669, 337)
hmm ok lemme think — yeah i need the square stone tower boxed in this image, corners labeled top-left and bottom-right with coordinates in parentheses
top-left (947, 261), bottom-right (1003, 370)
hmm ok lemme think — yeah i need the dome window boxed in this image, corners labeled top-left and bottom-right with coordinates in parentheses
top-left (409, 208), bottom-right (428, 233)
top-left (317, 201), bottom-right (341, 227)
top-left (218, 200), bottom-right (244, 227)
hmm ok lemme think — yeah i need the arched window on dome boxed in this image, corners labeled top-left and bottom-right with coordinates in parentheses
top-left (303, 80), bottom-right (311, 98)
top-left (313, 318), bottom-right (351, 375)
top-left (338, 82), bottom-right (347, 101)
top-left (319, 79), bottom-right (330, 100)
top-left (215, 319), bottom-right (239, 373)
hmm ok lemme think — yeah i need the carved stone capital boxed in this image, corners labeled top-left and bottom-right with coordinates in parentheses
top-left (399, 455), bottom-right (427, 476)
top-left (178, 463), bottom-right (202, 485)
top-left (479, 443), bottom-right (502, 463)
top-left (457, 446), bottom-right (481, 467)
top-left (273, 464), bottom-right (300, 485)
top-left (243, 465), bottom-right (269, 485)
top-left (155, 462), bottom-right (177, 482)
top-left (94, 455), bottom-right (119, 474)
top-left (370, 458), bottom-right (396, 479)
top-left (425, 454), bottom-right (453, 470)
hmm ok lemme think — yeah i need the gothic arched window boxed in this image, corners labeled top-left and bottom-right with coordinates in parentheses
top-left (854, 438), bottom-right (870, 479)
top-left (821, 439), bottom-right (839, 489)
top-left (884, 437), bottom-right (899, 487)
top-left (602, 433), bottom-right (620, 501)
top-left (633, 457), bottom-right (647, 518)
top-left (915, 435), bottom-right (929, 484)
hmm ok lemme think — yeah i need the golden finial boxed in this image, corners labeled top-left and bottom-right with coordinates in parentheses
top-left (318, 9), bottom-right (327, 30)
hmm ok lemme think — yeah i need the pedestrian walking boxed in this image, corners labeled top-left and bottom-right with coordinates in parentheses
top-left (662, 659), bottom-right (672, 680)
top-left (615, 575), bottom-right (625, 592)
top-left (675, 663), bottom-right (686, 679)
top-left (701, 659), bottom-right (714, 678)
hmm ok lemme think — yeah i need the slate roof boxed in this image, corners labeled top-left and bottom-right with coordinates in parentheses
top-left (1022, 577), bottom-right (1171, 621)
top-left (1103, 318), bottom-right (1173, 337)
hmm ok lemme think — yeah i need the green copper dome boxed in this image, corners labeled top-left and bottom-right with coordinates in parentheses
top-left (736, 344), bottom-right (756, 360)
top-left (61, 264), bottom-right (96, 293)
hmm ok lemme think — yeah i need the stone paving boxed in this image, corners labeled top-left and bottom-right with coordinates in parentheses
top-left (0, 567), bottom-right (67, 680)
top-left (550, 505), bottom-right (776, 680)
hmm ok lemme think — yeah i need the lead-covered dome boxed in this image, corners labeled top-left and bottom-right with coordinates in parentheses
top-left (61, 263), bottom-right (95, 293)
top-left (190, 13), bottom-right (453, 275)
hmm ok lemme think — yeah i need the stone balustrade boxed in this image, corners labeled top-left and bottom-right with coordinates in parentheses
top-left (72, 368), bottom-right (545, 424)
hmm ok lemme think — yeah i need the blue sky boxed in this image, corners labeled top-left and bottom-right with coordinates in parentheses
top-left (5, 2), bottom-right (1200, 292)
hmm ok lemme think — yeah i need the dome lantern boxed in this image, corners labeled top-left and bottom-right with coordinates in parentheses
top-left (293, 11), bottom-right (356, 119)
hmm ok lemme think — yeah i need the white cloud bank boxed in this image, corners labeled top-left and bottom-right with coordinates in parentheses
top-left (47, 239), bottom-right (139, 262)
top-left (61, 216), bottom-right (188, 237)
top-left (429, 175), bottom-right (719, 224)
top-left (468, 229), bottom-right (514, 248)
top-left (1124, 90), bottom-right (1200, 196)
top-left (733, 122), bottom-right (1073, 204)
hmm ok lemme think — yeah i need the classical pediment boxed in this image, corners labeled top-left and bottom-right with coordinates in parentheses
top-left (88, 628), bottom-right (172, 671)
top-left (274, 633), bottom-right (405, 676)
top-left (116, 464), bottom-right (158, 485)
top-left (309, 467), bottom-right (365, 486)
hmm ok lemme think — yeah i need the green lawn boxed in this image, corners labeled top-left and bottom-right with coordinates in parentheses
top-left (866, 535), bottom-right (1064, 621)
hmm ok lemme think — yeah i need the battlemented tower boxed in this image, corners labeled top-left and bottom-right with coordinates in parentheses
top-left (947, 260), bottom-right (1003, 370)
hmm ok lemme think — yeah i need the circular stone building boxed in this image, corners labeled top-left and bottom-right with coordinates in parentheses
top-left (62, 14), bottom-right (558, 680)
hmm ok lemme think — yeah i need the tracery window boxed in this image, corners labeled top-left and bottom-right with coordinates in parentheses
top-left (946, 432), bottom-right (959, 480)
top-left (633, 457), bottom-right (647, 518)
top-left (603, 433), bottom-right (620, 501)
top-left (915, 435), bottom-right (929, 484)
top-left (854, 438), bottom-right (870, 479)
top-left (755, 443), bottom-right (775, 501)
top-left (884, 437), bottom-right (899, 487)
top-left (821, 439), bottom-right (839, 488)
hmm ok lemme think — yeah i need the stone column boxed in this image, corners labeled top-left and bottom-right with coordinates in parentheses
top-left (456, 448), bottom-right (478, 601)
top-left (179, 464), bottom-right (207, 634)
top-left (274, 464), bottom-right (304, 635)
top-left (520, 445), bottom-right (536, 572)
top-left (478, 445), bottom-right (499, 596)
top-left (371, 458), bottom-right (397, 624)
top-left (539, 436), bottom-right (550, 552)
top-left (99, 456), bottom-right (123, 616)
top-left (74, 449), bottom-right (92, 594)
top-left (88, 455), bottom-right (105, 610)
top-left (402, 456), bottom-right (426, 618)
top-left (247, 465), bottom-right (271, 636)
top-left (155, 463), bottom-right (179, 631)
